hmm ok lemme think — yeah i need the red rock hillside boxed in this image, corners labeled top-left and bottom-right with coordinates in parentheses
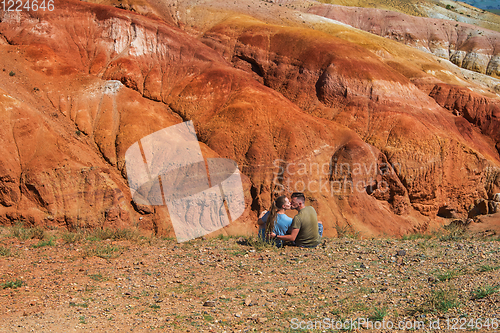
top-left (308, 3), bottom-right (500, 80)
top-left (0, 0), bottom-right (499, 238)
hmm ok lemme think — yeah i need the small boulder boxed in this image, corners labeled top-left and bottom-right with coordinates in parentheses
top-left (437, 205), bottom-right (458, 218)
top-left (285, 287), bottom-right (297, 295)
top-left (203, 300), bottom-right (216, 307)
top-left (468, 199), bottom-right (489, 217)
top-left (493, 193), bottom-right (500, 202)
top-left (444, 219), bottom-right (468, 230)
top-left (396, 250), bottom-right (406, 256)
top-left (476, 199), bottom-right (489, 215)
top-left (488, 201), bottom-right (499, 214)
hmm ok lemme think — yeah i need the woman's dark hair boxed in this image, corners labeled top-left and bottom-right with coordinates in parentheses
top-left (265, 195), bottom-right (288, 236)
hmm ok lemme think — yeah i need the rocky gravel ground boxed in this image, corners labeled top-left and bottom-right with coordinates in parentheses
top-left (0, 226), bottom-right (499, 332)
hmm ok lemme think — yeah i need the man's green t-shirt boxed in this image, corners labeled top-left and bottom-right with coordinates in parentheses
top-left (290, 206), bottom-right (320, 247)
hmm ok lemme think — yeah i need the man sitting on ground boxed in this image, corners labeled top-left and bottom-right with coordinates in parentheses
top-left (270, 192), bottom-right (322, 248)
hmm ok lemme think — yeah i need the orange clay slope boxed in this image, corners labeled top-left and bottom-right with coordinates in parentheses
top-left (0, 0), bottom-right (499, 238)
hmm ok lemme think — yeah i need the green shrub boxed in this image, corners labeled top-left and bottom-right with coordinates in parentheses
top-left (84, 244), bottom-right (122, 259)
top-left (435, 269), bottom-right (465, 282)
top-left (439, 225), bottom-right (466, 241)
top-left (335, 224), bottom-right (360, 238)
top-left (471, 285), bottom-right (500, 300)
top-left (368, 306), bottom-right (388, 321)
top-left (61, 231), bottom-right (84, 244)
top-left (477, 265), bottom-right (500, 273)
top-left (401, 233), bottom-right (432, 240)
top-left (10, 224), bottom-right (45, 240)
top-left (87, 228), bottom-right (139, 241)
top-left (237, 235), bottom-right (277, 251)
top-left (89, 273), bottom-right (107, 282)
top-left (412, 285), bottom-right (460, 314)
top-left (0, 246), bottom-right (12, 257)
top-left (32, 237), bottom-right (56, 248)
top-left (1, 279), bottom-right (23, 289)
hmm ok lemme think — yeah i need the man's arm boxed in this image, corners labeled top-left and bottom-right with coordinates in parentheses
top-left (271, 228), bottom-right (299, 242)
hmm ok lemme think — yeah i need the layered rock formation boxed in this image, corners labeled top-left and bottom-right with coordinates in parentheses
top-left (202, 16), bottom-right (500, 211)
top-left (0, 0), bottom-right (499, 237)
top-left (0, 2), bottom-right (258, 235)
top-left (308, 3), bottom-right (500, 79)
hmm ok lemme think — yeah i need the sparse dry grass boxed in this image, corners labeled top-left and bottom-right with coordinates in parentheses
top-left (0, 224), bottom-right (498, 331)
top-left (83, 243), bottom-right (124, 259)
top-left (9, 223), bottom-right (46, 240)
top-left (0, 246), bottom-right (12, 257)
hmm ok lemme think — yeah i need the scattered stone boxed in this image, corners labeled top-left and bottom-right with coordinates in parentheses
top-left (203, 301), bottom-right (216, 307)
top-left (285, 287), bottom-right (297, 295)
top-left (489, 201), bottom-right (499, 214)
top-left (4, 228), bottom-right (500, 331)
top-left (428, 276), bottom-right (438, 283)
top-left (469, 199), bottom-right (489, 217)
top-left (437, 205), bottom-right (458, 218)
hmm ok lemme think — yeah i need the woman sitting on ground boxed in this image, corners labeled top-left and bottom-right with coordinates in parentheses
top-left (257, 195), bottom-right (292, 247)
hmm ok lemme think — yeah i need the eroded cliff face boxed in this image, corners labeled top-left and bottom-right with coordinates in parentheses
top-left (308, 4), bottom-right (500, 80)
top-left (201, 17), bottom-right (500, 217)
top-left (0, 0), bottom-right (499, 237)
top-left (0, 2), bottom-right (259, 235)
top-left (419, 81), bottom-right (500, 149)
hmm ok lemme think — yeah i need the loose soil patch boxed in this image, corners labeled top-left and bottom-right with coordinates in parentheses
top-left (0, 227), bottom-right (499, 332)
